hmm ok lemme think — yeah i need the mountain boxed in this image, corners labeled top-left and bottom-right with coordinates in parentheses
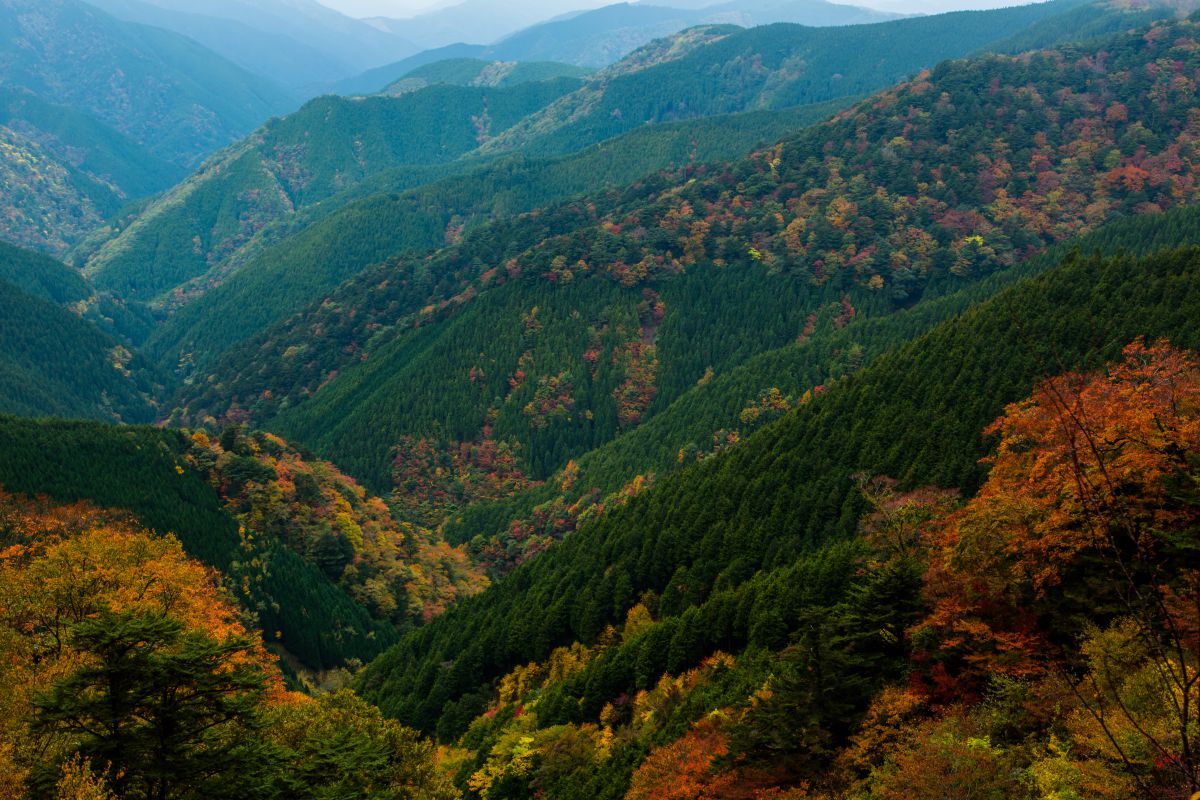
top-left (146, 100), bottom-right (850, 383)
top-left (84, 0), bottom-right (420, 91)
top-left (483, 0), bottom-right (900, 67)
top-left (345, 0), bottom-right (902, 92)
top-left (381, 58), bottom-right (593, 95)
top-left (438, 203), bottom-right (1200, 568)
top-left (0, 0), bottom-right (295, 167)
top-left (473, 0), bottom-right (1100, 158)
top-left (0, 242), bottom-right (162, 422)
top-left (0, 86), bottom-right (183, 254)
top-left (78, 76), bottom-right (584, 305)
top-left (84, 0), bottom-right (359, 92)
top-left (363, 0), bottom-right (614, 51)
top-left (86, 0), bottom-right (1103, 382)
top-left (173, 11), bottom-right (1200, 504)
top-left (3, 2), bottom-right (1200, 798)
top-left (329, 42), bottom-right (488, 96)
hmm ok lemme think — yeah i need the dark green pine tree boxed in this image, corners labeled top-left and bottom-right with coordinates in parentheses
top-left (31, 609), bottom-right (275, 800)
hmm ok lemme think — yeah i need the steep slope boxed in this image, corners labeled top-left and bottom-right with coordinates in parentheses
top-left (104, 0), bottom-right (1102, 379)
top-left (382, 58), bottom-right (593, 95)
top-left (181, 15), bottom-right (1200, 498)
top-left (442, 202), bottom-right (1200, 567)
top-left (0, 242), bottom-right (162, 422)
top-left (0, 0), bottom-right (294, 167)
top-left (148, 100), bottom-right (850, 375)
top-left (356, 227), bottom-right (1200, 744)
top-left (0, 87), bottom-right (181, 200)
top-left (79, 77), bottom-right (584, 305)
top-left (0, 416), bottom-right (396, 671)
top-left (0, 86), bottom-right (182, 253)
top-left (474, 0), bottom-right (1096, 157)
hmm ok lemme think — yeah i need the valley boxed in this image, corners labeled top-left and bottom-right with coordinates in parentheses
top-left (1, 0), bottom-right (1200, 797)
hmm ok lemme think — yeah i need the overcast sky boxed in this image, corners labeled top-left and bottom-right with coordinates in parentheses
top-left (316, 0), bottom-right (1043, 20)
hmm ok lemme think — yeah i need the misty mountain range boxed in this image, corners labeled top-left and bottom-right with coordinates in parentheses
top-left (69, 0), bottom-right (908, 93)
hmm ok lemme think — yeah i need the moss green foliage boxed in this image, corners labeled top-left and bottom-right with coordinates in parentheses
top-left (83, 78), bottom-right (583, 305)
top-left (0, 417), bottom-right (396, 669)
top-left (0, 242), bottom-right (163, 422)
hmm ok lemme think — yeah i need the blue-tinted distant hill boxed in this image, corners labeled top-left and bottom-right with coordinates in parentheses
top-left (84, 0), bottom-right (420, 92)
top-left (339, 0), bottom-right (902, 94)
top-left (381, 59), bottom-right (593, 95)
top-left (0, 0), bottom-right (295, 167)
top-left (330, 43), bottom-right (489, 97)
top-left (0, 86), bottom-right (183, 253)
top-left (486, 0), bottom-right (900, 67)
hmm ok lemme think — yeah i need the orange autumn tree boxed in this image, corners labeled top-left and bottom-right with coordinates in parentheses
top-left (0, 490), bottom-right (282, 796)
top-left (914, 339), bottom-right (1200, 794)
top-left (625, 717), bottom-right (742, 800)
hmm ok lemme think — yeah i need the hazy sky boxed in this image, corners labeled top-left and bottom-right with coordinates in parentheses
top-left (316, 0), bottom-right (1042, 20)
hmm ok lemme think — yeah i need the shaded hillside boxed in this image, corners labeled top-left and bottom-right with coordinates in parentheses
top-left (0, 416), bottom-right (398, 670)
top-left (0, 86), bottom-right (182, 253)
top-left (81, 77), bottom-right (584, 304)
top-left (0, 242), bottom-right (162, 422)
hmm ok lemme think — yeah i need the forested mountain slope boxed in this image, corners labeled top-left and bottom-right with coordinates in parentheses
top-left (356, 230), bottom-right (1200, 797)
top-left (441, 202), bottom-right (1200, 569)
top-left (178, 16), bottom-right (1200, 502)
top-left (0, 242), bottom-right (162, 422)
top-left (79, 77), bottom-right (585, 305)
top-left (382, 59), bottom-right (593, 95)
top-left (473, 0), bottom-right (1097, 158)
top-left (0, 0), bottom-right (293, 168)
top-left (147, 100), bottom-right (850, 377)
top-left (0, 87), bottom-right (183, 253)
top-left (0, 490), bottom-right (456, 799)
top-left (95, 0), bottom-right (1114, 383)
top-left (0, 415), bottom-right (483, 672)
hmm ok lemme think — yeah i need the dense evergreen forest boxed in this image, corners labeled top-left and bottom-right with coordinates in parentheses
top-left (3, 2), bottom-right (1200, 798)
